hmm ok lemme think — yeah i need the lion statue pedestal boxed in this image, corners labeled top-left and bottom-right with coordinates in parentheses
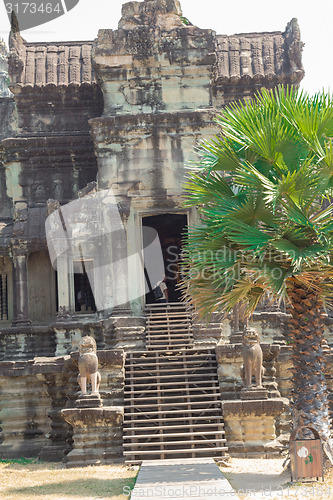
top-left (61, 336), bottom-right (124, 466)
top-left (240, 327), bottom-right (268, 400)
top-left (75, 336), bottom-right (102, 408)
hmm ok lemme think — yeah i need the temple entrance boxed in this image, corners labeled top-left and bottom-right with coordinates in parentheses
top-left (73, 260), bottom-right (96, 313)
top-left (142, 213), bottom-right (187, 304)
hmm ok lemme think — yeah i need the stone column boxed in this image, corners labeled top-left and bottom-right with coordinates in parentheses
top-left (11, 250), bottom-right (31, 326)
top-left (111, 204), bottom-right (131, 316)
top-left (127, 209), bottom-right (144, 315)
top-left (56, 256), bottom-right (74, 320)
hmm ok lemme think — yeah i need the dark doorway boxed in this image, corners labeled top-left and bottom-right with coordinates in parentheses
top-left (73, 260), bottom-right (96, 313)
top-left (142, 213), bottom-right (187, 303)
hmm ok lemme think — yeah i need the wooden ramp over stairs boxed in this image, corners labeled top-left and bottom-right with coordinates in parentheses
top-left (123, 303), bottom-right (227, 463)
top-left (130, 458), bottom-right (239, 500)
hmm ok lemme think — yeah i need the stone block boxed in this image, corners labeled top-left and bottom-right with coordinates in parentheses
top-left (222, 398), bottom-right (287, 457)
top-left (61, 406), bottom-right (124, 467)
top-left (0, 374), bottom-right (50, 458)
top-left (240, 388), bottom-right (268, 400)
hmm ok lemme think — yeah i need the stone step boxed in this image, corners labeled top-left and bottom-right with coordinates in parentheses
top-left (125, 379), bottom-right (220, 389)
top-left (124, 418), bottom-right (224, 429)
top-left (125, 394), bottom-right (220, 405)
top-left (126, 350), bottom-right (215, 360)
top-left (145, 302), bottom-right (191, 309)
top-left (123, 446), bottom-right (228, 457)
top-left (125, 386), bottom-right (220, 396)
top-left (123, 437), bottom-right (226, 448)
top-left (125, 366), bottom-right (217, 376)
top-left (123, 430), bottom-right (225, 440)
top-left (147, 330), bottom-right (193, 337)
top-left (124, 303), bottom-right (227, 461)
top-left (146, 338), bottom-right (194, 345)
top-left (124, 422), bottom-right (225, 433)
top-left (147, 317), bottom-right (192, 324)
top-left (126, 371), bottom-right (219, 381)
top-left (125, 399), bottom-right (221, 410)
top-left (147, 344), bottom-right (195, 350)
top-left (124, 407), bottom-right (222, 418)
top-left (125, 358), bottom-right (216, 368)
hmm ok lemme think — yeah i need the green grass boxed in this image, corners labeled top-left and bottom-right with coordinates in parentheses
top-left (0, 457), bottom-right (40, 465)
top-left (0, 462), bottom-right (138, 500)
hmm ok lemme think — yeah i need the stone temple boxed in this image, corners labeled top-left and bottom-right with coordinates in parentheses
top-left (1, 0), bottom-right (331, 465)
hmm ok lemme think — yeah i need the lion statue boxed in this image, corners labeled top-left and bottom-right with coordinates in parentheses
top-left (241, 327), bottom-right (264, 389)
top-left (77, 336), bottom-right (101, 395)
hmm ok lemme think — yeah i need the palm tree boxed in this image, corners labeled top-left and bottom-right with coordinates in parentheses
top-left (181, 86), bottom-right (333, 460)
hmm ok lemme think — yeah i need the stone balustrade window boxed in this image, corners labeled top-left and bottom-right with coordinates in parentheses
top-left (0, 273), bottom-right (8, 320)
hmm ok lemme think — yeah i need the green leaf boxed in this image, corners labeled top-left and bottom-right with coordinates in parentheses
top-left (225, 219), bottom-right (271, 248)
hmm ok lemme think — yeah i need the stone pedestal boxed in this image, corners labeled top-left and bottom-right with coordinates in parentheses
top-left (222, 399), bottom-right (287, 458)
top-left (240, 388), bottom-right (268, 400)
top-left (75, 393), bottom-right (102, 408)
top-left (61, 406), bottom-right (124, 467)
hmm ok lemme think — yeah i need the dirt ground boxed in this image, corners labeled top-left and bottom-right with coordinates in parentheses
top-left (0, 458), bottom-right (332, 500)
top-left (220, 458), bottom-right (332, 500)
top-left (0, 460), bottom-right (138, 500)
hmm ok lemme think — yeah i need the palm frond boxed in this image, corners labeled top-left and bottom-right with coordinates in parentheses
top-left (181, 85), bottom-right (333, 319)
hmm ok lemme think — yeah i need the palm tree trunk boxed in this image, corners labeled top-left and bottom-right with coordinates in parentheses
top-left (287, 278), bottom-right (333, 462)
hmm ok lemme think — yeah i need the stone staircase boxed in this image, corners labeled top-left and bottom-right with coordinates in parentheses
top-left (145, 302), bottom-right (194, 351)
top-left (123, 303), bottom-right (227, 462)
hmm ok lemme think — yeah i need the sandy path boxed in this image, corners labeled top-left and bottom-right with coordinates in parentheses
top-left (220, 458), bottom-right (331, 500)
